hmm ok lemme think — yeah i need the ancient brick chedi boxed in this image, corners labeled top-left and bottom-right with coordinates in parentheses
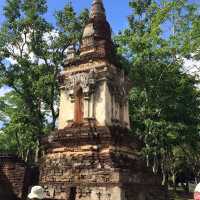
top-left (40, 0), bottom-right (168, 200)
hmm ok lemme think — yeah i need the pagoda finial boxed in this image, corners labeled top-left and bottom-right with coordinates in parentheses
top-left (80, 0), bottom-right (113, 58)
top-left (90, 0), bottom-right (106, 20)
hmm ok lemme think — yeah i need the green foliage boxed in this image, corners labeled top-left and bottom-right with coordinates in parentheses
top-left (191, 11), bottom-right (200, 59)
top-left (0, 0), bottom-right (89, 162)
top-left (0, 92), bottom-right (36, 158)
top-left (116, 0), bottom-right (200, 186)
top-left (55, 5), bottom-right (89, 44)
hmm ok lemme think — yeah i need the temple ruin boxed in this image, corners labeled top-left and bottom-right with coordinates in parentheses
top-left (39, 0), bottom-right (168, 200)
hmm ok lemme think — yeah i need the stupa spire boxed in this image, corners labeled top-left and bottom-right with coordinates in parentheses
top-left (90, 0), bottom-right (106, 20)
top-left (80, 0), bottom-right (113, 58)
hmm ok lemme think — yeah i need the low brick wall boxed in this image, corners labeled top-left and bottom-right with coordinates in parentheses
top-left (0, 154), bottom-right (28, 200)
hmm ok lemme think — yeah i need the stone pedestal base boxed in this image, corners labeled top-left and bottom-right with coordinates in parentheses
top-left (39, 126), bottom-right (168, 200)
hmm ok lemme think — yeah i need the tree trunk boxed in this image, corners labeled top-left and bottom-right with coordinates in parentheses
top-left (34, 139), bottom-right (40, 163)
top-left (172, 173), bottom-right (176, 192)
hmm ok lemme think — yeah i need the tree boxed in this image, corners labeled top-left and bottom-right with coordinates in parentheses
top-left (115, 0), bottom-right (200, 188)
top-left (0, 0), bottom-right (89, 162)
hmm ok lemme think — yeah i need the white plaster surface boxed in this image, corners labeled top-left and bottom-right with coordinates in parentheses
top-left (58, 90), bottom-right (74, 129)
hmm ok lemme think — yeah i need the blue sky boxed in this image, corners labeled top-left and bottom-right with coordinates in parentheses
top-left (1, 0), bottom-right (199, 33)
top-left (0, 0), bottom-right (131, 33)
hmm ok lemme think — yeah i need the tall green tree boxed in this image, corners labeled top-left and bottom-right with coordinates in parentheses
top-left (116, 0), bottom-right (200, 187)
top-left (0, 0), bottom-right (89, 162)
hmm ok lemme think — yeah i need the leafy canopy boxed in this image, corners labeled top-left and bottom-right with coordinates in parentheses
top-left (0, 0), bottom-right (89, 162)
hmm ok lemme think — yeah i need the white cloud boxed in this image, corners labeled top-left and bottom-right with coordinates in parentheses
top-left (182, 57), bottom-right (200, 88)
top-left (4, 29), bottom-right (59, 66)
top-left (43, 29), bottom-right (59, 46)
top-left (183, 57), bottom-right (200, 77)
top-left (0, 86), bottom-right (11, 97)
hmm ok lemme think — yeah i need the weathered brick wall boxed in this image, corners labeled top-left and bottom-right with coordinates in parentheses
top-left (40, 126), bottom-right (168, 200)
top-left (0, 154), bottom-right (28, 200)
